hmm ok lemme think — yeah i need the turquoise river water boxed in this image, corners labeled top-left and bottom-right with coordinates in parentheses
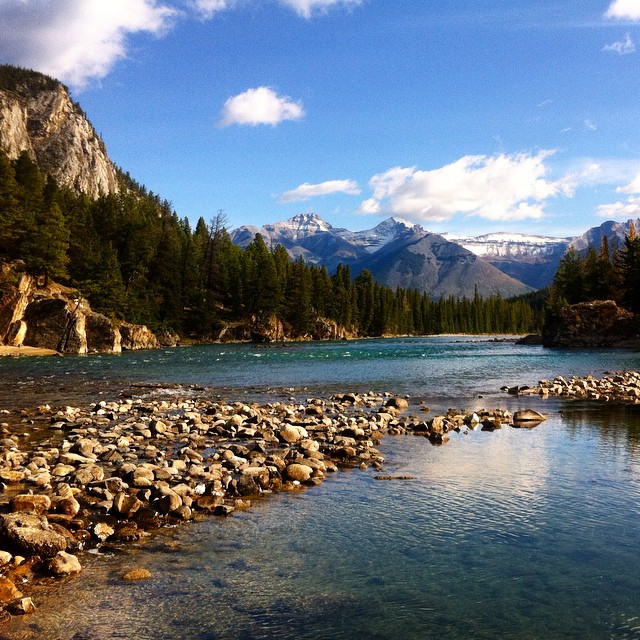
top-left (2, 337), bottom-right (640, 639)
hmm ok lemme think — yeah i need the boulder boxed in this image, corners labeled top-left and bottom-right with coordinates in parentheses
top-left (10, 494), bottom-right (51, 515)
top-left (513, 409), bottom-right (547, 426)
top-left (279, 424), bottom-right (308, 444)
top-left (284, 463), bottom-right (313, 482)
top-left (0, 513), bottom-right (67, 557)
top-left (385, 397), bottom-right (409, 411)
top-left (119, 323), bottom-right (159, 350)
top-left (49, 551), bottom-right (82, 576)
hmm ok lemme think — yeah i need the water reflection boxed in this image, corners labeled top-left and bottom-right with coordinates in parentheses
top-left (559, 401), bottom-right (640, 457)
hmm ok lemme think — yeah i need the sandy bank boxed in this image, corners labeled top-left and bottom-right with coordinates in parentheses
top-left (0, 346), bottom-right (60, 357)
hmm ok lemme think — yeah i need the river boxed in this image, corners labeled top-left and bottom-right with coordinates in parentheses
top-left (2, 337), bottom-right (640, 639)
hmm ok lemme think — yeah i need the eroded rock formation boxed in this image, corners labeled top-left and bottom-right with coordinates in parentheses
top-left (0, 262), bottom-right (159, 354)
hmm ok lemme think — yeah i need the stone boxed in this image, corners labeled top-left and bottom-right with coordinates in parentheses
top-left (279, 425), bottom-right (308, 444)
top-left (151, 487), bottom-right (182, 514)
top-left (53, 496), bottom-right (81, 517)
top-left (93, 522), bottom-right (115, 542)
top-left (122, 568), bottom-right (152, 581)
top-left (513, 409), bottom-right (547, 426)
top-left (49, 551), bottom-right (82, 576)
top-left (0, 513), bottom-right (67, 557)
top-left (385, 397), bottom-right (409, 411)
top-left (7, 597), bottom-right (37, 615)
top-left (513, 409), bottom-right (547, 424)
top-left (284, 463), bottom-right (313, 482)
top-left (75, 465), bottom-right (105, 485)
top-left (194, 495), bottom-right (224, 512)
top-left (10, 494), bottom-right (51, 515)
top-left (0, 577), bottom-right (22, 603)
top-left (113, 492), bottom-right (144, 517)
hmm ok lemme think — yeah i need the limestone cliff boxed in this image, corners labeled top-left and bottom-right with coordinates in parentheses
top-left (0, 262), bottom-right (158, 354)
top-left (0, 66), bottom-right (119, 198)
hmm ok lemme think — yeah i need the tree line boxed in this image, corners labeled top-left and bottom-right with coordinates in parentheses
top-left (0, 148), bottom-right (544, 339)
top-left (548, 228), bottom-right (640, 313)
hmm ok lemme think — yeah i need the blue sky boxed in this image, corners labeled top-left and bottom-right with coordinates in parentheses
top-left (1, 0), bottom-right (640, 238)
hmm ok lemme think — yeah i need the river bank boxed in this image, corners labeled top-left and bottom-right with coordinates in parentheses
top-left (0, 384), bottom-right (530, 622)
top-left (0, 346), bottom-right (59, 357)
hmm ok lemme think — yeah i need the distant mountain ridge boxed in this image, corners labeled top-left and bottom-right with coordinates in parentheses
top-left (231, 214), bottom-right (534, 298)
top-left (232, 214), bottom-right (640, 297)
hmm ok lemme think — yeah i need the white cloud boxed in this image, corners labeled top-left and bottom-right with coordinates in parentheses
top-left (279, 179), bottom-right (361, 203)
top-left (218, 86), bottom-right (305, 126)
top-left (278, 0), bottom-right (363, 19)
top-left (584, 119), bottom-right (598, 131)
top-left (602, 32), bottom-right (636, 54)
top-left (358, 151), bottom-right (573, 223)
top-left (191, 0), bottom-right (233, 19)
top-left (597, 195), bottom-right (640, 219)
top-left (605, 0), bottom-right (640, 21)
top-left (0, 0), bottom-right (177, 88)
top-left (618, 172), bottom-right (640, 194)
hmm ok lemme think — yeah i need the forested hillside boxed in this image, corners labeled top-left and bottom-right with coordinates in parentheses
top-left (548, 228), bottom-right (640, 313)
top-left (0, 148), bottom-right (543, 339)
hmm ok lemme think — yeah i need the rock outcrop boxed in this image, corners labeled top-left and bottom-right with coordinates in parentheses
top-left (0, 262), bottom-right (159, 354)
top-left (542, 300), bottom-right (640, 347)
top-left (0, 66), bottom-right (119, 198)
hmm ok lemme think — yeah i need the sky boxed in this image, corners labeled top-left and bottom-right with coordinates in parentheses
top-left (1, 0), bottom-right (640, 238)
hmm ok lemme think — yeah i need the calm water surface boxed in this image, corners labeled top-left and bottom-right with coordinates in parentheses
top-left (2, 337), bottom-right (640, 639)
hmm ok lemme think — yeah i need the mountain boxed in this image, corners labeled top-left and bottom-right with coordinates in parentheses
top-left (0, 65), bottom-right (118, 198)
top-left (447, 232), bottom-right (573, 290)
top-left (232, 214), bottom-right (533, 298)
top-left (354, 228), bottom-right (535, 299)
top-left (570, 218), bottom-right (640, 253)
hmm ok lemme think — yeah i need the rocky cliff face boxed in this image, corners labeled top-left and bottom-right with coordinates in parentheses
top-left (0, 68), bottom-right (119, 198)
top-left (0, 262), bottom-right (158, 354)
top-left (542, 300), bottom-right (640, 347)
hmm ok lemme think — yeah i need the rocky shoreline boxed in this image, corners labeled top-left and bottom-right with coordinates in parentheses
top-left (506, 370), bottom-right (640, 403)
top-left (0, 388), bottom-right (535, 621)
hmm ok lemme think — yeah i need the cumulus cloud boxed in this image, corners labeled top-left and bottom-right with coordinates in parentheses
top-left (357, 151), bottom-right (573, 223)
top-left (605, 0), bottom-right (640, 21)
top-left (597, 196), bottom-right (640, 219)
top-left (0, 0), bottom-right (176, 88)
top-left (278, 0), bottom-right (363, 19)
top-left (278, 179), bottom-right (361, 203)
top-left (602, 32), bottom-right (636, 54)
top-left (620, 172), bottom-right (640, 193)
top-left (594, 170), bottom-right (640, 219)
top-left (218, 86), bottom-right (305, 126)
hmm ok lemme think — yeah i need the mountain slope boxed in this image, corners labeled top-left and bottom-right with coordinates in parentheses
top-left (0, 65), bottom-right (118, 198)
top-left (448, 232), bottom-right (573, 289)
top-left (570, 218), bottom-right (640, 253)
top-left (232, 214), bottom-right (533, 298)
top-left (355, 229), bottom-right (533, 298)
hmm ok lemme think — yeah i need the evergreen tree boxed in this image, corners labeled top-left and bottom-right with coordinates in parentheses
top-left (22, 202), bottom-right (69, 285)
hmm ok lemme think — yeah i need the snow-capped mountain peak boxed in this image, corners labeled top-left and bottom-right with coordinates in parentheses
top-left (262, 212), bottom-right (334, 241)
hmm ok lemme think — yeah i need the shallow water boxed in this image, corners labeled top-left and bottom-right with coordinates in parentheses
top-left (2, 338), bottom-right (640, 639)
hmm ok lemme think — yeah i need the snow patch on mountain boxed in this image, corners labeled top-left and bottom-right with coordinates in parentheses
top-left (445, 231), bottom-right (573, 259)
